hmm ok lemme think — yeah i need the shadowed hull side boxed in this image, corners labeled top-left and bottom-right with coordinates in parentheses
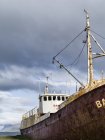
top-left (21, 84), bottom-right (105, 140)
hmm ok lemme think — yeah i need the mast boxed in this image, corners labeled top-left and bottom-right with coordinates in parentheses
top-left (84, 10), bottom-right (94, 86)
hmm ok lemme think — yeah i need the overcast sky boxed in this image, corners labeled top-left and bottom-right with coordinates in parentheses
top-left (0, 0), bottom-right (105, 130)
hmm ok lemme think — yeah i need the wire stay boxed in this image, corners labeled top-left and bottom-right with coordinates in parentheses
top-left (53, 29), bottom-right (85, 59)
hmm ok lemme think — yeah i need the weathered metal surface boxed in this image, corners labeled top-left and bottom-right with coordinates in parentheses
top-left (21, 112), bottom-right (50, 129)
top-left (21, 84), bottom-right (105, 140)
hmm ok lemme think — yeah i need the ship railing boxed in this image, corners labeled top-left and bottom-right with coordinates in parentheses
top-left (22, 107), bottom-right (37, 120)
top-left (49, 90), bottom-right (71, 94)
top-left (21, 112), bottom-right (50, 129)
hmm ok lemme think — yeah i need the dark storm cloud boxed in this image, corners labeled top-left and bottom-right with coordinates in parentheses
top-left (0, 0), bottom-right (104, 69)
top-left (0, 0), bottom-right (74, 68)
top-left (0, 0), bottom-right (105, 91)
top-left (0, 79), bottom-right (35, 91)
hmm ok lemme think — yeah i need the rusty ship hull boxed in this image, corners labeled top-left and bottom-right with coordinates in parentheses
top-left (20, 84), bottom-right (105, 140)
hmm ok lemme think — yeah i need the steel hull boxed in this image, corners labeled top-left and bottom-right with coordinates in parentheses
top-left (21, 84), bottom-right (105, 140)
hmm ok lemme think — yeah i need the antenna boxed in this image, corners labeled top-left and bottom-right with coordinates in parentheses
top-left (38, 79), bottom-right (41, 95)
top-left (44, 76), bottom-right (49, 94)
top-left (76, 82), bottom-right (78, 92)
top-left (101, 70), bottom-right (104, 80)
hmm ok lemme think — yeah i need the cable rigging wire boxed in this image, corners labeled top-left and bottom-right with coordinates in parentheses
top-left (52, 29), bottom-right (87, 87)
top-left (91, 30), bottom-right (105, 40)
top-left (53, 29), bottom-right (85, 59)
top-left (66, 39), bottom-right (87, 68)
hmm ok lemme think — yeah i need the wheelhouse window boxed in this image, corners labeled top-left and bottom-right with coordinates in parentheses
top-left (62, 96), bottom-right (65, 101)
top-left (48, 96), bottom-right (52, 101)
top-left (57, 96), bottom-right (60, 101)
top-left (44, 96), bottom-right (47, 101)
top-left (66, 97), bottom-right (68, 100)
top-left (53, 96), bottom-right (56, 100)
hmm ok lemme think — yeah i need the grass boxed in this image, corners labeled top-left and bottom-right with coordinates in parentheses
top-left (0, 135), bottom-right (30, 140)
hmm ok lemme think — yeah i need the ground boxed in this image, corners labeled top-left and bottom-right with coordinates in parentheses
top-left (0, 135), bottom-right (30, 140)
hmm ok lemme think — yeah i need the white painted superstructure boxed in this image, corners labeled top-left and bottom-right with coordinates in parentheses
top-left (39, 93), bottom-right (69, 115)
top-left (21, 77), bottom-right (70, 129)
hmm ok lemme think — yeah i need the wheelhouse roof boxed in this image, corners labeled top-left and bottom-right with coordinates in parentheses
top-left (40, 94), bottom-right (70, 97)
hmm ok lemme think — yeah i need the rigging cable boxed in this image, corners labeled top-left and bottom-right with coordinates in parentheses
top-left (66, 39), bottom-right (87, 68)
top-left (53, 29), bottom-right (85, 59)
top-left (91, 30), bottom-right (105, 40)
